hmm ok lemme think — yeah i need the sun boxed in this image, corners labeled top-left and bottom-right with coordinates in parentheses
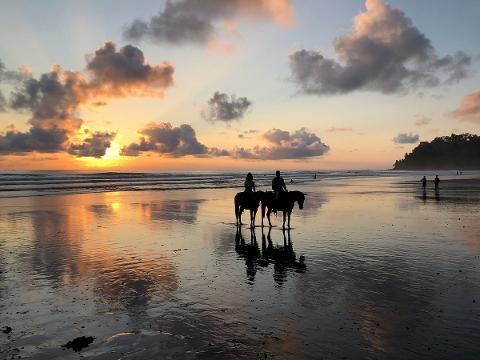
top-left (77, 141), bottom-right (122, 167)
top-left (102, 141), bottom-right (120, 161)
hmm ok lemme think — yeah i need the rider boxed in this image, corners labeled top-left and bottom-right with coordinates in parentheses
top-left (272, 170), bottom-right (287, 204)
top-left (244, 172), bottom-right (256, 193)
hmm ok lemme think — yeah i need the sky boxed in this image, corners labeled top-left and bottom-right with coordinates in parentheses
top-left (0, 0), bottom-right (479, 171)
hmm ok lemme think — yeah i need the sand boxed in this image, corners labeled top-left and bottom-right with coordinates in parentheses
top-left (1, 175), bottom-right (479, 359)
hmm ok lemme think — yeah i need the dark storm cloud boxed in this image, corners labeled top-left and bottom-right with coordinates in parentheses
top-left (68, 130), bottom-right (116, 158)
top-left (1, 42), bottom-right (174, 155)
top-left (123, 0), bottom-right (294, 46)
top-left (289, 0), bottom-right (470, 95)
top-left (232, 128), bottom-right (329, 160)
top-left (121, 122), bottom-right (209, 157)
top-left (202, 91), bottom-right (252, 122)
top-left (393, 133), bottom-right (419, 144)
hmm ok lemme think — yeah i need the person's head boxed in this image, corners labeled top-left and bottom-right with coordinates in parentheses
top-left (246, 172), bottom-right (253, 181)
top-left (275, 170), bottom-right (280, 177)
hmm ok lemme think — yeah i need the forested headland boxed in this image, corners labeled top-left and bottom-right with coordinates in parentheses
top-left (393, 134), bottom-right (480, 170)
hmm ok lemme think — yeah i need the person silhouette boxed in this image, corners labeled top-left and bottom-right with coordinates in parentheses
top-left (272, 170), bottom-right (287, 200)
top-left (434, 175), bottom-right (440, 189)
top-left (241, 172), bottom-right (255, 207)
top-left (421, 176), bottom-right (427, 189)
top-left (244, 172), bottom-right (255, 193)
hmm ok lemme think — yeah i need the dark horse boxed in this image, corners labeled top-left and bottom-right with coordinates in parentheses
top-left (261, 191), bottom-right (305, 229)
top-left (235, 190), bottom-right (264, 227)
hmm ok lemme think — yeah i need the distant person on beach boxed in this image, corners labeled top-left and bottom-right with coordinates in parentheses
top-left (434, 175), bottom-right (440, 189)
top-left (290, 179), bottom-right (294, 184)
top-left (314, 174), bottom-right (317, 179)
top-left (244, 172), bottom-right (256, 193)
top-left (272, 170), bottom-right (287, 200)
top-left (421, 176), bottom-right (427, 188)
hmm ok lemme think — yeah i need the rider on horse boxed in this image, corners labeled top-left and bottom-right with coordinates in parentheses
top-left (272, 170), bottom-right (287, 212)
top-left (241, 172), bottom-right (256, 205)
top-left (244, 172), bottom-right (256, 193)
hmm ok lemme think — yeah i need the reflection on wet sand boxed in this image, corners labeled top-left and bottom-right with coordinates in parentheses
top-left (235, 226), bottom-right (306, 285)
top-left (10, 194), bottom-right (179, 316)
top-left (1, 177), bottom-right (480, 359)
top-left (133, 199), bottom-right (205, 224)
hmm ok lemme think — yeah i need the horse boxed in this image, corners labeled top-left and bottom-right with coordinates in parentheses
top-left (234, 190), bottom-right (264, 227)
top-left (261, 191), bottom-right (305, 229)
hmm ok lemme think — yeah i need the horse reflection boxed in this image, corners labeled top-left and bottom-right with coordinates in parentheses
top-left (262, 227), bottom-right (306, 285)
top-left (235, 225), bottom-right (260, 281)
top-left (234, 226), bottom-right (306, 284)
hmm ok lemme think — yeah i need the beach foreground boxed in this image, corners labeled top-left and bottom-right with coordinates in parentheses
top-left (1, 174), bottom-right (480, 359)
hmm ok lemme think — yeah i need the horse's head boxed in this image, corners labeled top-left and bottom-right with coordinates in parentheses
top-left (297, 192), bottom-right (305, 210)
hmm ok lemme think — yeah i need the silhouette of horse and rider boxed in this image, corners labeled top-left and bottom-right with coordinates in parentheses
top-left (235, 225), bottom-right (306, 283)
top-left (234, 170), bottom-right (305, 229)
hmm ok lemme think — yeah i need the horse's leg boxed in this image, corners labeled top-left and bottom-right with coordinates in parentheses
top-left (235, 200), bottom-right (239, 225)
top-left (282, 211), bottom-right (286, 229)
top-left (261, 204), bottom-right (265, 227)
top-left (288, 211), bottom-right (291, 229)
top-left (267, 207), bottom-right (272, 227)
top-left (239, 206), bottom-right (244, 225)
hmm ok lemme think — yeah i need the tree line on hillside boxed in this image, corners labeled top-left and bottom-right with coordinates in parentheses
top-left (393, 133), bottom-right (480, 170)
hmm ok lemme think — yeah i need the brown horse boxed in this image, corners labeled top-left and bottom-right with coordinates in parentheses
top-left (235, 190), bottom-right (264, 227)
top-left (261, 191), bottom-right (305, 229)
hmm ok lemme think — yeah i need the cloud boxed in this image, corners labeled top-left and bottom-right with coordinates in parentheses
top-left (393, 132), bottom-right (419, 144)
top-left (86, 41), bottom-right (174, 98)
top-left (123, 0), bottom-right (294, 46)
top-left (0, 60), bottom-right (31, 112)
top-left (414, 116), bottom-right (431, 126)
top-left (325, 127), bottom-right (353, 132)
top-left (0, 91), bottom-right (6, 112)
top-left (0, 127), bottom-right (69, 154)
top-left (289, 0), bottom-right (470, 95)
top-left (10, 69), bottom-right (87, 133)
top-left (121, 122), bottom-right (210, 157)
top-left (91, 101), bottom-right (108, 107)
top-left (1, 42), bottom-right (174, 155)
top-left (448, 90), bottom-right (480, 122)
top-left (232, 128), bottom-right (329, 159)
top-left (201, 91), bottom-right (252, 122)
top-left (68, 130), bottom-right (116, 158)
top-left (0, 60), bottom-right (31, 83)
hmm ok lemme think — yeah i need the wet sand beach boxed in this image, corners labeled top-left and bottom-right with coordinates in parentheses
top-left (1, 173), bottom-right (480, 359)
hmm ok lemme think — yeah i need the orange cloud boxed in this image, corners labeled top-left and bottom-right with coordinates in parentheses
top-left (449, 90), bottom-right (480, 122)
